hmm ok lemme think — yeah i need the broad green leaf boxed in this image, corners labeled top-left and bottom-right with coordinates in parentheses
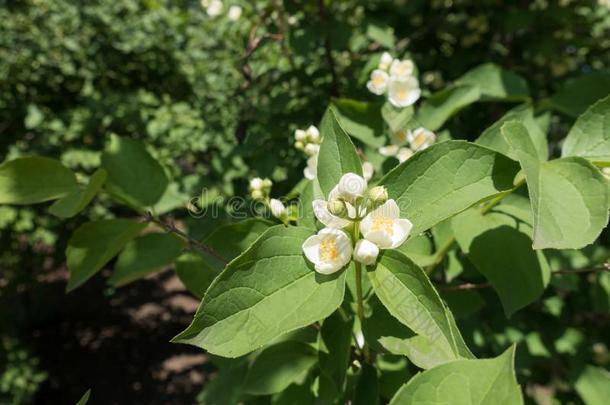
top-left (377, 355), bottom-right (411, 401)
top-left (476, 104), bottom-right (547, 160)
top-left (381, 103), bottom-right (414, 133)
top-left (319, 311), bottom-right (354, 394)
top-left (298, 181), bottom-right (317, 230)
top-left (390, 346), bottom-right (523, 405)
top-left (416, 85), bottom-right (480, 131)
top-left (332, 99), bottom-right (385, 147)
top-left (441, 289), bottom-right (485, 319)
top-left (108, 233), bottom-right (185, 287)
top-left (75, 389), bottom-right (91, 405)
top-left (575, 365), bottom-right (610, 405)
top-left (365, 22), bottom-right (395, 48)
top-left (550, 71), bottom-right (610, 117)
top-left (198, 358), bottom-right (249, 405)
top-left (175, 252), bottom-right (218, 299)
top-left (503, 122), bottom-right (609, 249)
top-left (49, 168), bottom-right (107, 218)
top-left (368, 250), bottom-right (467, 363)
top-left (244, 341), bottom-right (317, 395)
top-left (101, 134), bottom-right (168, 207)
top-left (354, 363), bottom-right (379, 405)
top-left (272, 383), bottom-right (316, 405)
top-left (66, 219), bottom-right (147, 292)
top-left (317, 106), bottom-right (363, 197)
top-left (562, 94), bottom-right (610, 163)
top-left (0, 157), bottom-right (78, 205)
top-left (202, 218), bottom-right (274, 271)
top-left (452, 208), bottom-right (551, 316)
top-left (455, 63), bottom-right (529, 101)
top-left (380, 141), bottom-right (520, 234)
top-left (173, 226), bottom-right (347, 357)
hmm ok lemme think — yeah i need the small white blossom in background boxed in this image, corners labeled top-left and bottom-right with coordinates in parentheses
top-left (396, 147), bottom-right (414, 163)
top-left (304, 173), bottom-right (413, 273)
top-left (294, 125), bottom-right (323, 179)
top-left (269, 198), bottom-right (286, 219)
top-left (599, 0), bottom-right (610, 7)
top-left (304, 155), bottom-right (318, 180)
top-left (249, 177), bottom-right (272, 200)
top-left (205, 0), bottom-right (223, 17)
top-left (367, 52), bottom-right (420, 108)
top-left (387, 77), bottom-right (421, 108)
top-left (227, 5), bottom-right (242, 21)
top-left (408, 127), bottom-right (436, 151)
top-left (367, 69), bottom-right (389, 95)
top-left (302, 228), bottom-right (353, 274)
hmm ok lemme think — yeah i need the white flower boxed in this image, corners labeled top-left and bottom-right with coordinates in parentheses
top-left (200, 0), bottom-right (210, 7)
top-left (250, 177), bottom-right (264, 190)
top-left (302, 228), bottom-right (353, 274)
top-left (379, 144), bottom-right (399, 157)
top-left (337, 173), bottom-right (367, 202)
top-left (389, 59), bottom-right (415, 79)
top-left (304, 155), bottom-right (317, 180)
top-left (367, 69), bottom-right (390, 95)
top-left (379, 52), bottom-right (394, 71)
top-left (312, 199), bottom-right (351, 229)
top-left (228, 5), bottom-right (242, 21)
top-left (407, 127), bottom-right (436, 151)
top-left (397, 147), bottom-right (414, 163)
top-left (306, 125), bottom-right (320, 143)
top-left (362, 162), bottom-right (374, 181)
top-left (353, 239), bottom-right (379, 265)
top-left (391, 128), bottom-right (409, 145)
top-left (360, 199), bottom-right (412, 249)
top-left (304, 143), bottom-right (320, 156)
top-left (269, 198), bottom-right (286, 218)
top-left (295, 129), bottom-right (307, 141)
top-left (388, 77), bottom-right (421, 108)
top-left (206, 0), bottom-right (223, 16)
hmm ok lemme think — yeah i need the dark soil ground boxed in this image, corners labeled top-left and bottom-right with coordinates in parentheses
top-left (19, 267), bottom-right (211, 405)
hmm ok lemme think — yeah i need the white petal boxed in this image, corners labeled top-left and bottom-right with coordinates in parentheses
top-left (362, 162), bottom-right (374, 181)
top-left (397, 147), bottom-right (414, 163)
top-left (379, 145), bottom-right (399, 157)
top-left (389, 218), bottom-right (413, 248)
top-left (371, 199), bottom-right (400, 219)
top-left (302, 234), bottom-right (322, 265)
top-left (388, 77), bottom-right (421, 108)
top-left (304, 166), bottom-right (315, 180)
top-left (269, 199), bottom-right (286, 218)
top-left (390, 59), bottom-right (414, 79)
top-left (361, 228), bottom-right (394, 249)
top-left (312, 200), bottom-right (350, 228)
top-left (337, 173), bottom-right (367, 202)
top-left (353, 239), bottom-right (379, 265)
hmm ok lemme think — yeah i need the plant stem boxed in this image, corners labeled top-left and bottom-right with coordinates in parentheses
top-left (351, 222), bottom-right (370, 360)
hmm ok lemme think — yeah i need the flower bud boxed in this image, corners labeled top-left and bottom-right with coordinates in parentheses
top-left (327, 199), bottom-right (348, 218)
top-left (353, 239), bottom-right (379, 265)
top-left (294, 141), bottom-right (304, 150)
top-left (337, 173), bottom-right (367, 202)
top-left (251, 189), bottom-right (264, 200)
top-left (368, 186), bottom-right (388, 205)
top-left (262, 178), bottom-right (273, 189)
top-left (306, 125), bottom-right (320, 143)
top-left (295, 129), bottom-right (307, 141)
top-left (250, 177), bottom-right (264, 190)
top-left (304, 143), bottom-right (320, 156)
top-left (269, 198), bottom-right (286, 218)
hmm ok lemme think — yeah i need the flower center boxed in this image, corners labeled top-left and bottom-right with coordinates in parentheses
top-left (412, 132), bottom-right (427, 148)
top-left (398, 88), bottom-right (409, 100)
top-left (319, 238), bottom-right (338, 262)
top-left (372, 216), bottom-right (394, 234)
top-left (373, 75), bottom-right (385, 86)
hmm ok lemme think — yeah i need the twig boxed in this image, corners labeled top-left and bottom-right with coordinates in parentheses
top-left (143, 212), bottom-right (227, 264)
top-left (441, 282), bottom-right (491, 292)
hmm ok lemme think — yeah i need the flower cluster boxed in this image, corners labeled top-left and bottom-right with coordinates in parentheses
top-left (201, 0), bottom-right (242, 20)
top-left (367, 52), bottom-right (421, 108)
top-left (379, 127), bottom-right (436, 163)
top-left (303, 173), bottom-right (413, 274)
top-left (249, 177), bottom-right (294, 223)
top-left (296, 125), bottom-right (374, 182)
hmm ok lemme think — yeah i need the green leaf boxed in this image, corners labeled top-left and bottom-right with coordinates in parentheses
top-left (175, 252), bottom-right (218, 299)
top-left (389, 346), bottom-right (523, 405)
top-left (173, 226), bottom-right (347, 357)
top-left (380, 141), bottom-right (520, 235)
top-left (503, 122), bottom-right (610, 249)
top-left (244, 341), bottom-right (317, 395)
top-left (354, 363), bottom-right (379, 405)
top-left (49, 168), bottom-right (107, 218)
top-left (75, 389), bottom-right (91, 405)
top-left (66, 219), bottom-right (147, 292)
top-left (575, 365), bottom-right (610, 405)
top-left (455, 63), bottom-right (529, 101)
top-left (452, 208), bottom-right (551, 316)
top-left (319, 311), bottom-right (354, 394)
top-left (317, 106), bottom-right (363, 197)
top-left (368, 250), bottom-right (468, 363)
top-left (298, 181), bottom-right (317, 230)
top-left (0, 157), bottom-right (78, 205)
top-left (108, 233), bottom-right (185, 287)
top-left (381, 103), bottom-right (415, 133)
top-left (198, 358), bottom-right (249, 405)
top-left (365, 22), bottom-right (395, 48)
top-left (101, 134), bottom-right (168, 207)
top-left (272, 383), bottom-right (316, 405)
top-left (476, 104), bottom-right (547, 161)
top-left (550, 71), bottom-right (610, 117)
top-left (332, 99), bottom-right (385, 147)
top-left (416, 85), bottom-right (480, 131)
top-left (562, 94), bottom-right (610, 163)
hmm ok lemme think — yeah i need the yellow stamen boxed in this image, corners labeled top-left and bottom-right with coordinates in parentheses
top-left (320, 238), bottom-right (338, 262)
top-left (398, 88), bottom-right (409, 100)
top-left (412, 133), bottom-right (427, 148)
top-left (372, 216), bottom-right (394, 234)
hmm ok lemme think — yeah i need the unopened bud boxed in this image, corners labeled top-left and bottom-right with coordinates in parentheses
top-left (295, 141), bottom-right (304, 150)
top-left (369, 186), bottom-right (388, 205)
top-left (251, 189), bottom-right (264, 200)
top-left (328, 199), bottom-right (347, 218)
top-left (262, 178), bottom-right (273, 189)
